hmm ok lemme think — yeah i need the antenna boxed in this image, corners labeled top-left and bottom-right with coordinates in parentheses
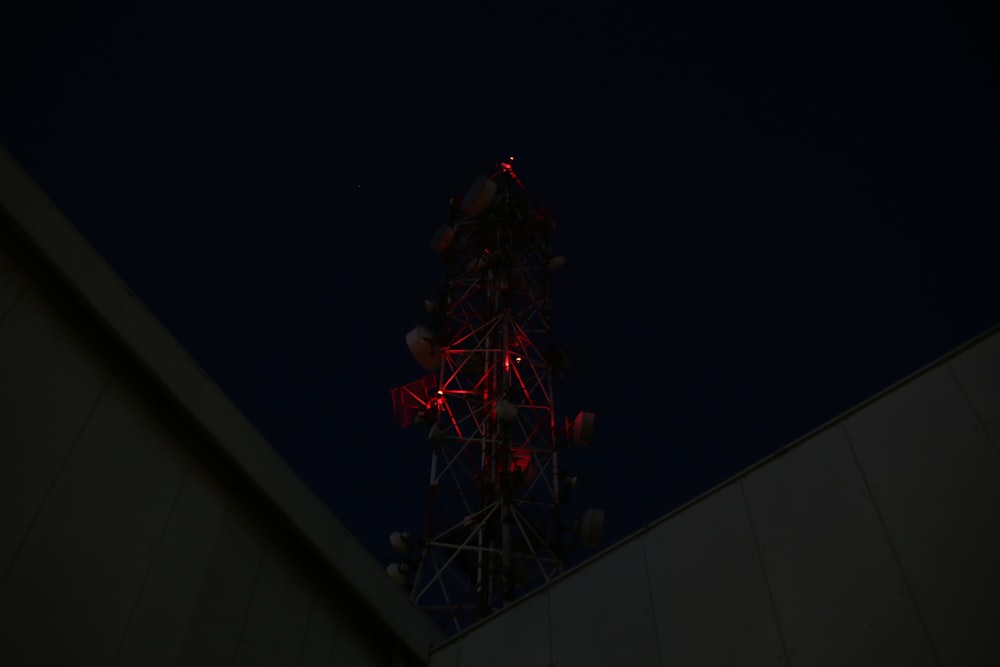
top-left (388, 158), bottom-right (603, 633)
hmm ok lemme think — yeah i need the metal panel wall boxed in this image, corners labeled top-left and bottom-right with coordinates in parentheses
top-left (645, 483), bottom-right (784, 666)
top-left (457, 589), bottom-right (552, 667)
top-left (0, 277), bottom-right (110, 582)
top-left (742, 426), bottom-right (935, 666)
top-left (0, 217), bottom-right (421, 665)
top-left (113, 463), bottom-right (229, 667)
top-left (549, 539), bottom-right (661, 665)
top-left (950, 332), bottom-right (1000, 447)
top-left (844, 363), bottom-right (1000, 667)
top-left (432, 327), bottom-right (1000, 667)
top-left (1, 364), bottom-right (191, 666)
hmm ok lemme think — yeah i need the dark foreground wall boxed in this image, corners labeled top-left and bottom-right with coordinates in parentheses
top-left (432, 321), bottom-right (1000, 665)
top-left (0, 146), bottom-right (443, 666)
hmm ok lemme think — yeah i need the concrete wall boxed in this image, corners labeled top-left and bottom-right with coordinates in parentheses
top-left (0, 146), bottom-right (443, 665)
top-left (431, 325), bottom-right (1000, 666)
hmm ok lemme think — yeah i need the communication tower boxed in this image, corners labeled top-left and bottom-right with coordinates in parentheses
top-left (388, 159), bottom-right (603, 632)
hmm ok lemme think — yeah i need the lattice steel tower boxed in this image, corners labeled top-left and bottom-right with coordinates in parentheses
top-left (388, 159), bottom-right (603, 632)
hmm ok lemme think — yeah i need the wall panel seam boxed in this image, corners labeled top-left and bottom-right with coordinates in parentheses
top-left (839, 421), bottom-right (944, 667)
top-left (110, 457), bottom-right (196, 666)
top-left (231, 542), bottom-right (270, 667)
top-left (548, 588), bottom-right (556, 667)
top-left (945, 362), bottom-right (1000, 459)
top-left (639, 535), bottom-right (665, 667)
top-left (0, 371), bottom-right (112, 591)
top-left (292, 595), bottom-right (318, 665)
top-left (738, 478), bottom-right (791, 667)
top-left (0, 278), bottom-right (28, 328)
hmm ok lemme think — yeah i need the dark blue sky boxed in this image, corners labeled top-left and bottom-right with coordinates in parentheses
top-left (2, 1), bottom-right (998, 573)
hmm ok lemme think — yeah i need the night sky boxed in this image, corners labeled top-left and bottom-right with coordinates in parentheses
top-left (2, 1), bottom-right (998, 576)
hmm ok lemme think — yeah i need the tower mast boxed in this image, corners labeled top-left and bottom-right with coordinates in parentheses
top-left (389, 159), bottom-right (602, 632)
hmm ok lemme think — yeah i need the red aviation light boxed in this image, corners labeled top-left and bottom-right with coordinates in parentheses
top-left (504, 353), bottom-right (523, 371)
top-left (498, 156), bottom-right (525, 190)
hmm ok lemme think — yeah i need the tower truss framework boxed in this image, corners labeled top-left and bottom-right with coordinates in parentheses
top-left (390, 160), bottom-right (599, 632)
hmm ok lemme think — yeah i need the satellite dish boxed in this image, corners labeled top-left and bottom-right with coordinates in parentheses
top-left (389, 531), bottom-right (412, 553)
top-left (571, 411), bottom-right (595, 447)
top-left (387, 562), bottom-right (410, 584)
top-left (579, 508), bottom-right (605, 548)
top-left (430, 224), bottom-right (455, 253)
top-left (496, 399), bottom-right (517, 421)
top-left (460, 174), bottom-right (497, 217)
top-left (406, 324), bottom-right (441, 370)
